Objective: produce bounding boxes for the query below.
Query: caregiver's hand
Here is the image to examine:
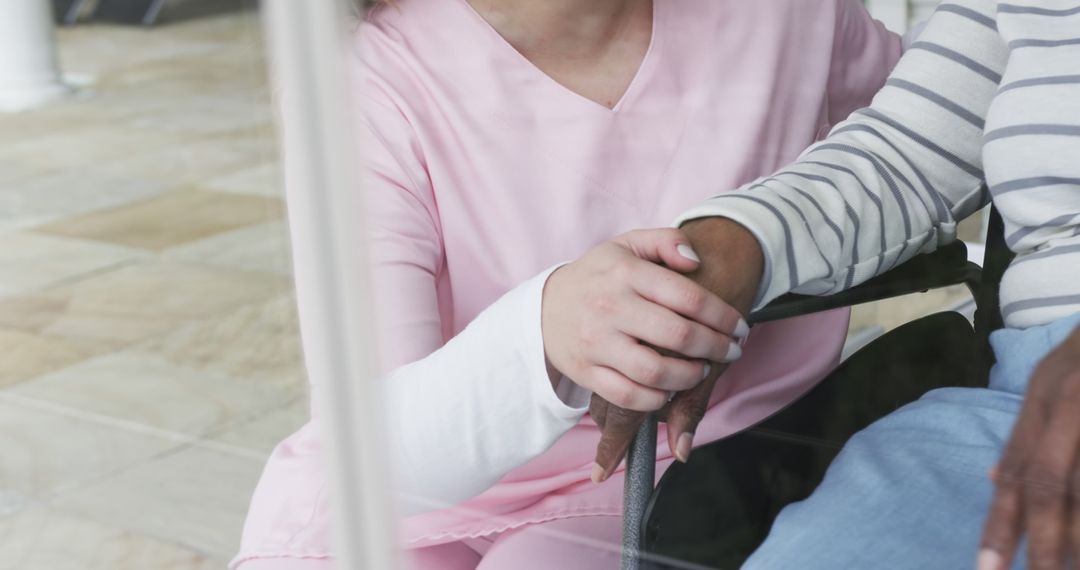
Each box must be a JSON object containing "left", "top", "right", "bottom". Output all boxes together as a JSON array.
[
  {"left": 590, "top": 218, "right": 764, "bottom": 482},
  {"left": 542, "top": 228, "right": 747, "bottom": 413},
  {"left": 979, "top": 325, "right": 1080, "bottom": 570}
]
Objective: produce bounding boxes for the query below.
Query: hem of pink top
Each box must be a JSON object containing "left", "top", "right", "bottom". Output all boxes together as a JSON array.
[
  {"left": 230, "top": 553, "right": 330, "bottom": 570},
  {"left": 402, "top": 503, "right": 624, "bottom": 545},
  {"left": 231, "top": 504, "right": 624, "bottom": 567}
]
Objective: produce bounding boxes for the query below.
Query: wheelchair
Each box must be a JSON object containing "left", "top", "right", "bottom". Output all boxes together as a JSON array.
[{"left": 621, "top": 207, "right": 1014, "bottom": 570}]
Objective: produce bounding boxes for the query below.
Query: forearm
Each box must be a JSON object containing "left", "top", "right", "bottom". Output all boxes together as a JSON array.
[
  {"left": 677, "top": 1, "right": 1005, "bottom": 308},
  {"left": 680, "top": 217, "right": 764, "bottom": 319}
]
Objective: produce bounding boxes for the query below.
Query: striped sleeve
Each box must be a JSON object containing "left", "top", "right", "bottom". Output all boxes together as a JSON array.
[
  {"left": 675, "top": 0, "right": 1007, "bottom": 309},
  {"left": 986, "top": 0, "right": 1080, "bottom": 328}
]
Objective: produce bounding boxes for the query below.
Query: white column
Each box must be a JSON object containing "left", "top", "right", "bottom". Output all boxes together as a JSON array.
[
  {"left": 0, "top": 0, "right": 70, "bottom": 112},
  {"left": 262, "top": 1, "right": 402, "bottom": 569}
]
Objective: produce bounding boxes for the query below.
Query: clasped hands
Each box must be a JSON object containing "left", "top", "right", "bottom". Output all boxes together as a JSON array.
[
  {"left": 541, "top": 218, "right": 764, "bottom": 483},
  {"left": 541, "top": 220, "right": 1080, "bottom": 569}
]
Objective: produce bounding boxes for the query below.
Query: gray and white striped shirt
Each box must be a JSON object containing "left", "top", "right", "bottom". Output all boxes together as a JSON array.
[{"left": 677, "top": 0, "right": 1080, "bottom": 329}]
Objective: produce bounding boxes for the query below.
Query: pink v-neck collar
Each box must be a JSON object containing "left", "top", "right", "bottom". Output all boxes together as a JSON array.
[{"left": 453, "top": 0, "right": 663, "bottom": 114}]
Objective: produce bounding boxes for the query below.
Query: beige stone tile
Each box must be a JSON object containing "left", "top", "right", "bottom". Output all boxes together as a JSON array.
[
  {"left": 204, "top": 163, "right": 284, "bottom": 198},
  {"left": 0, "top": 506, "right": 224, "bottom": 570},
  {"left": 0, "top": 328, "right": 110, "bottom": 389},
  {"left": 37, "top": 189, "right": 282, "bottom": 251},
  {"left": 114, "top": 93, "right": 273, "bottom": 138},
  {"left": 55, "top": 445, "right": 265, "bottom": 560},
  {"left": 96, "top": 130, "right": 273, "bottom": 185},
  {"left": 0, "top": 232, "right": 147, "bottom": 298},
  {"left": 213, "top": 397, "right": 310, "bottom": 455},
  {"left": 0, "top": 124, "right": 188, "bottom": 175},
  {"left": 136, "top": 295, "right": 304, "bottom": 383},
  {"left": 163, "top": 221, "right": 293, "bottom": 275},
  {"left": 0, "top": 96, "right": 98, "bottom": 145},
  {"left": 9, "top": 351, "right": 294, "bottom": 438},
  {"left": 849, "top": 285, "right": 974, "bottom": 333},
  {"left": 0, "top": 400, "right": 177, "bottom": 498},
  {"left": 0, "top": 169, "right": 174, "bottom": 232},
  {"left": 0, "top": 262, "right": 289, "bottom": 346},
  {"left": 56, "top": 26, "right": 221, "bottom": 79},
  {"left": 0, "top": 158, "right": 48, "bottom": 189},
  {"left": 56, "top": 7, "right": 264, "bottom": 75}
]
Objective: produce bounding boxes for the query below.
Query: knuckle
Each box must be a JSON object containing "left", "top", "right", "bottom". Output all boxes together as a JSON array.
[
  {"left": 586, "top": 292, "right": 616, "bottom": 315},
  {"left": 570, "top": 352, "right": 590, "bottom": 373},
  {"left": 665, "top": 321, "right": 693, "bottom": 349},
  {"left": 607, "top": 384, "right": 638, "bottom": 409},
  {"left": 634, "top": 357, "right": 665, "bottom": 387},
  {"left": 579, "top": 325, "right": 603, "bottom": 349},
  {"left": 611, "top": 258, "right": 635, "bottom": 280},
  {"left": 1024, "top": 463, "right": 1067, "bottom": 503},
  {"left": 679, "top": 286, "right": 706, "bottom": 313}
]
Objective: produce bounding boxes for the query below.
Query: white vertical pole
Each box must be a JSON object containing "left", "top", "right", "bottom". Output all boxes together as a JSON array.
[
  {"left": 0, "top": 0, "right": 70, "bottom": 112},
  {"left": 261, "top": 2, "right": 402, "bottom": 570}
]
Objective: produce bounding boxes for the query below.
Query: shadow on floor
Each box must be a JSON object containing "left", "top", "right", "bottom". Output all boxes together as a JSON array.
[
  {"left": 154, "top": 0, "right": 258, "bottom": 24},
  {"left": 77, "top": 0, "right": 259, "bottom": 26}
]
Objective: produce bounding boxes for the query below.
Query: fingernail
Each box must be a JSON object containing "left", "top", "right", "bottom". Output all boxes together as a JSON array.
[
  {"left": 702, "top": 362, "right": 712, "bottom": 380},
  {"left": 676, "top": 433, "right": 693, "bottom": 463},
  {"left": 676, "top": 244, "right": 700, "bottom": 263},
  {"left": 734, "top": 318, "right": 750, "bottom": 339},
  {"left": 591, "top": 463, "right": 607, "bottom": 484},
  {"left": 977, "top": 549, "right": 1004, "bottom": 570},
  {"left": 724, "top": 342, "right": 742, "bottom": 362}
]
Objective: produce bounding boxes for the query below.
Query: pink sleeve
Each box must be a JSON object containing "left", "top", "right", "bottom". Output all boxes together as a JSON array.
[
  {"left": 826, "top": 0, "right": 903, "bottom": 125},
  {"left": 359, "top": 99, "right": 447, "bottom": 373}
]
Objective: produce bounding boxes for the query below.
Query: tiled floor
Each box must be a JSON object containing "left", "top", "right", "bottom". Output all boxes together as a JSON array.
[
  {"left": 0, "top": 6, "right": 303, "bottom": 569},
  {"left": 0, "top": 5, "right": 984, "bottom": 570}
]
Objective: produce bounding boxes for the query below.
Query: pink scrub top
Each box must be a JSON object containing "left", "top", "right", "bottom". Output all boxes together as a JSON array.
[{"left": 234, "top": 0, "right": 901, "bottom": 564}]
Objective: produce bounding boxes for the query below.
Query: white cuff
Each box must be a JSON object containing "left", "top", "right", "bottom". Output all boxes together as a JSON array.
[{"left": 514, "top": 263, "right": 591, "bottom": 420}]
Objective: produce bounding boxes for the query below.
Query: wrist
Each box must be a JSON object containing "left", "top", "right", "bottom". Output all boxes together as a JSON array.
[
  {"left": 680, "top": 217, "right": 764, "bottom": 317},
  {"left": 540, "top": 263, "right": 572, "bottom": 391}
]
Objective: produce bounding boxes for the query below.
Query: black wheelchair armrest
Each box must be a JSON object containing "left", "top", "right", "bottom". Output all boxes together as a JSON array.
[{"left": 749, "top": 241, "right": 981, "bottom": 325}]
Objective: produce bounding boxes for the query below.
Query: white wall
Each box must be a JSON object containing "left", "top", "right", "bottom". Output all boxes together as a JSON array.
[{"left": 865, "top": 0, "right": 942, "bottom": 33}]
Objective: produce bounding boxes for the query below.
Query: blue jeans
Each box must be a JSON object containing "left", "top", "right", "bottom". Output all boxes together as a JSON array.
[{"left": 744, "top": 312, "right": 1080, "bottom": 570}]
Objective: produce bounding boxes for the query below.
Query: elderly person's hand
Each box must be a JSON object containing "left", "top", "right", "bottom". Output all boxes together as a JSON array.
[
  {"left": 542, "top": 228, "right": 747, "bottom": 414},
  {"left": 980, "top": 325, "right": 1080, "bottom": 570},
  {"left": 589, "top": 218, "right": 764, "bottom": 482}
]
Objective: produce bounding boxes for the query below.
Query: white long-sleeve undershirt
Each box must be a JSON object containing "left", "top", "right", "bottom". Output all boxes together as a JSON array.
[{"left": 384, "top": 267, "right": 590, "bottom": 515}]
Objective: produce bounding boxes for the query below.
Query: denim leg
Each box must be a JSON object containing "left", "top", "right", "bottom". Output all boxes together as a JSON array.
[{"left": 743, "top": 385, "right": 1023, "bottom": 569}]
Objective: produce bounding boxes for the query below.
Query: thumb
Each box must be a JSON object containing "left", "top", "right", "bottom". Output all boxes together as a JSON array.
[{"left": 614, "top": 229, "right": 700, "bottom": 273}]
